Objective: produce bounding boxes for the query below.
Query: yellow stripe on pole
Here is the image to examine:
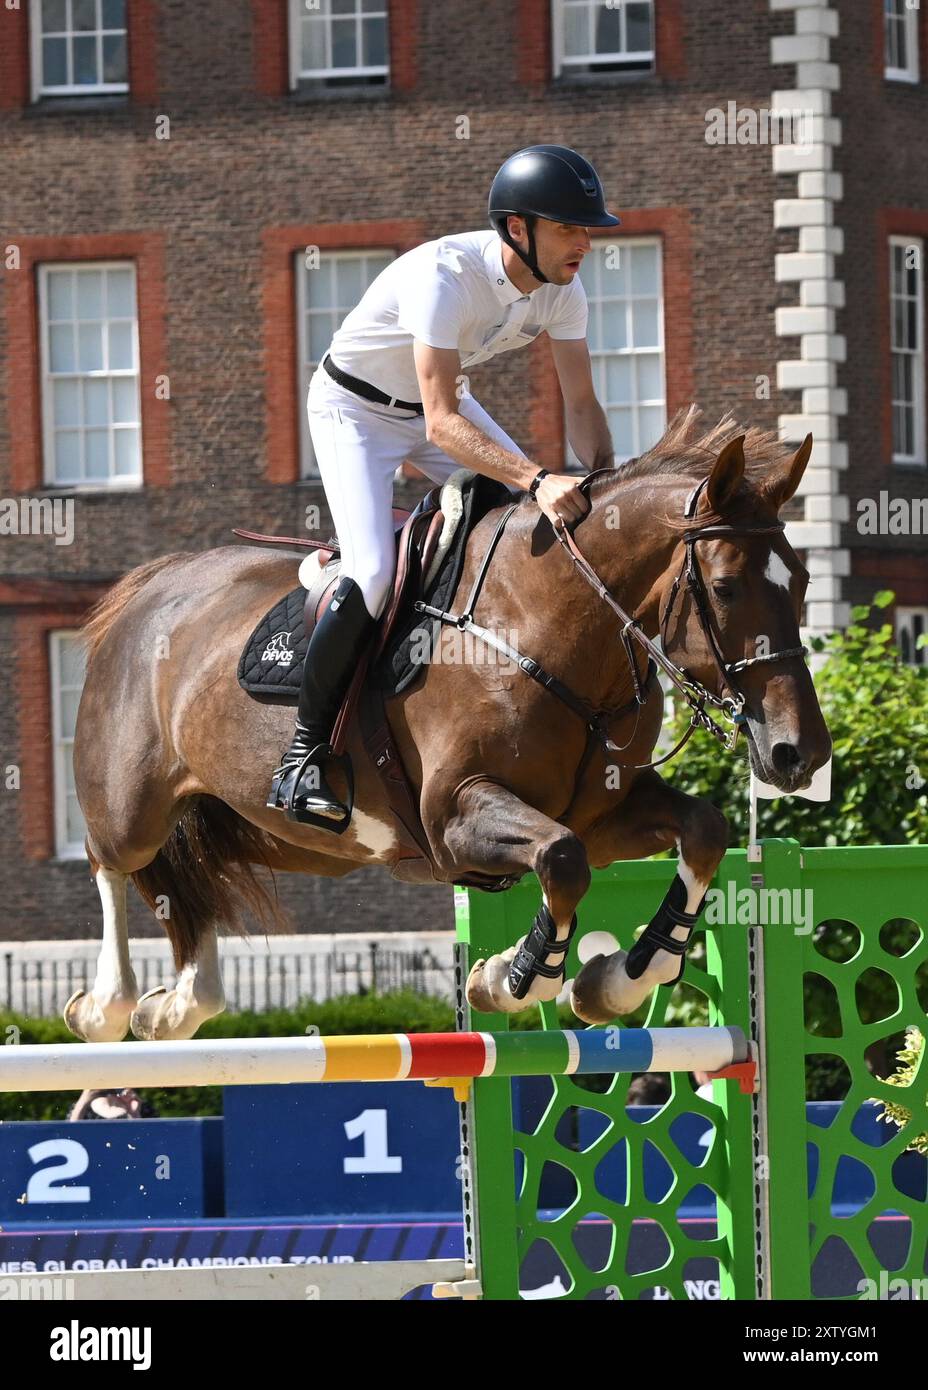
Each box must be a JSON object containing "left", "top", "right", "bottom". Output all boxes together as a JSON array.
[{"left": 321, "top": 1033, "right": 408, "bottom": 1082}]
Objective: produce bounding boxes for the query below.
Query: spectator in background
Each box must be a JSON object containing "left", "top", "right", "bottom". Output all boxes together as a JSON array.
[
  {"left": 692, "top": 1070, "right": 715, "bottom": 1101},
  {"left": 68, "top": 1088, "right": 157, "bottom": 1121},
  {"left": 626, "top": 1073, "right": 671, "bottom": 1104}
]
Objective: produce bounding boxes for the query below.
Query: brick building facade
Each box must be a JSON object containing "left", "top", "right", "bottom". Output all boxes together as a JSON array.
[{"left": 1, "top": 0, "right": 925, "bottom": 942}]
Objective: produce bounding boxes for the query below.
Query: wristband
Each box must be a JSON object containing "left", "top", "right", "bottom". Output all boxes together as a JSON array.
[{"left": 528, "top": 469, "right": 549, "bottom": 499}]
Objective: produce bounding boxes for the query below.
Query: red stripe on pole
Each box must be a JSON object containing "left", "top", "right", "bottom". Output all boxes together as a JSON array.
[{"left": 406, "top": 1032, "right": 488, "bottom": 1079}]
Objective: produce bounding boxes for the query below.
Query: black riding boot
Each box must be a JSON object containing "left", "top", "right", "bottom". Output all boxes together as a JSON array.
[{"left": 267, "top": 575, "right": 376, "bottom": 829}]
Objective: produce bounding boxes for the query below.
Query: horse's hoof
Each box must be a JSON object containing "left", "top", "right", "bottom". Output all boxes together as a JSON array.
[
  {"left": 465, "top": 957, "right": 528, "bottom": 1015},
  {"left": 570, "top": 949, "right": 652, "bottom": 1024},
  {"left": 569, "top": 954, "right": 620, "bottom": 1025},
  {"left": 130, "top": 986, "right": 170, "bottom": 1041},
  {"left": 63, "top": 987, "right": 133, "bottom": 1043},
  {"left": 465, "top": 952, "right": 562, "bottom": 1016},
  {"left": 465, "top": 959, "right": 498, "bottom": 1014},
  {"left": 130, "top": 986, "right": 217, "bottom": 1041},
  {"left": 571, "top": 944, "right": 681, "bottom": 1023},
  {"left": 63, "top": 987, "right": 87, "bottom": 1038}
]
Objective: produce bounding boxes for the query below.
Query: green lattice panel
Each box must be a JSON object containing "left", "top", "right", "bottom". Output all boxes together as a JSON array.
[
  {"left": 457, "top": 850, "right": 757, "bottom": 1300},
  {"left": 458, "top": 842, "right": 928, "bottom": 1301},
  {"left": 762, "top": 842, "right": 928, "bottom": 1300}
]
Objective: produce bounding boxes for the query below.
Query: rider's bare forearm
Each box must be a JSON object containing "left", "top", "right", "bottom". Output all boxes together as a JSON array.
[
  {"left": 565, "top": 399, "right": 614, "bottom": 471},
  {"left": 426, "top": 410, "right": 538, "bottom": 491}
]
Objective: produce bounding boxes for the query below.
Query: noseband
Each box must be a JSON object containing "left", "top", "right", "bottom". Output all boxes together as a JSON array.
[{"left": 553, "top": 471, "right": 808, "bottom": 765}]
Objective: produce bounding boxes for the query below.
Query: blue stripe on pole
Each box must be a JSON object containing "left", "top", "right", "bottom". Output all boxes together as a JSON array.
[{"left": 574, "top": 1028, "right": 655, "bottom": 1074}]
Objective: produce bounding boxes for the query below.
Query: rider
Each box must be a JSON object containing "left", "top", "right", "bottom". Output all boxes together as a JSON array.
[{"left": 267, "top": 144, "right": 620, "bottom": 828}]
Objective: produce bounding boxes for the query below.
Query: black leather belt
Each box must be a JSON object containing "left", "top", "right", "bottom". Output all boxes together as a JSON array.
[{"left": 322, "top": 354, "right": 424, "bottom": 415}]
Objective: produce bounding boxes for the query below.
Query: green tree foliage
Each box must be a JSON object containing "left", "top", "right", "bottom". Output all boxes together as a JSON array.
[
  {"left": 879, "top": 1027, "right": 927, "bottom": 1155},
  {"left": 664, "top": 591, "right": 928, "bottom": 847}
]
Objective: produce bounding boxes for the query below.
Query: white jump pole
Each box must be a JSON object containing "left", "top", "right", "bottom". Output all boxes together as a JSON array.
[{"left": 0, "top": 1027, "right": 753, "bottom": 1094}]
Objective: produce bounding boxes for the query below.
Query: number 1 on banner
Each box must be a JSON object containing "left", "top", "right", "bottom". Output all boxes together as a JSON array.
[{"left": 342, "top": 1109, "right": 402, "bottom": 1175}]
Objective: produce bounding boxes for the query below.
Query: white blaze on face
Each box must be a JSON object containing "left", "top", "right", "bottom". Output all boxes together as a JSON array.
[{"left": 764, "top": 549, "right": 792, "bottom": 592}]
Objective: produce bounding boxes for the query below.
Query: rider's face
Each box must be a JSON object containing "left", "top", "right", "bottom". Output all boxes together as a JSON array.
[{"left": 509, "top": 217, "right": 592, "bottom": 286}]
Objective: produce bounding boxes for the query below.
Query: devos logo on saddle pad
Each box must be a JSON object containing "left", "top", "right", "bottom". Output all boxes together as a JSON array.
[{"left": 262, "top": 631, "right": 295, "bottom": 667}]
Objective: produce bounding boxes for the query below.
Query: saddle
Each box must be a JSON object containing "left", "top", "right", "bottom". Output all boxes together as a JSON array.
[{"left": 234, "top": 472, "right": 511, "bottom": 886}]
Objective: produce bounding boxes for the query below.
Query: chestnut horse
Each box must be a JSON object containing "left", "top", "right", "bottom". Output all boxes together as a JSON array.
[{"left": 68, "top": 409, "right": 831, "bottom": 1042}]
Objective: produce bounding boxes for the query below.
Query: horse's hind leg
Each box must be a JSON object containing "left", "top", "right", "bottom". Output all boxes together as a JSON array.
[
  {"left": 130, "top": 924, "right": 224, "bottom": 1042},
  {"left": 64, "top": 854, "right": 227, "bottom": 1043},
  {"left": 129, "top": 823, "right": 363, "bottom": 1039},
  {"left": 64, "top": 866, "right": 140, "bottom": 1042}
]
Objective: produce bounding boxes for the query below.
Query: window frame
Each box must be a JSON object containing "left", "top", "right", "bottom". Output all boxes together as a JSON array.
[
  {"left": 288, "top": 0, "right": 390, "bottom": 89},
  {"left": 49, "top": 629, "right": 87, "bottom": 860},
  {"left": 30, "top": 0, "right": 130, "bottom": 100},
  {"left": 38, "top": 259, "right": 143, "bottom": 490},
  {"left": 294, "top": 246, "right": 394, "bottom": 478},
  {"left": 889, "top": 234, "right": 927, "bottom": 466},
  {"left": 884, "top": 0, "right": 920, "bottom": 83},
  {"left": 894, "top": 605, "right": 928, "bottom": 667},
  {"left": 568, "top": 235, "right": 666, "bottom": 467},
  {"left": 551, "top": 0, "right": 655, "bottom": 78}
]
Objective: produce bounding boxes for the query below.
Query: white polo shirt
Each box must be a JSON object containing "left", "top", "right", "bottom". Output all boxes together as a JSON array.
[{"left": 325, "top": 229, "right": 588, "bottom": 403}]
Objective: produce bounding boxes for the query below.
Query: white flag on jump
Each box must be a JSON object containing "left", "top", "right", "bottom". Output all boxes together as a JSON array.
[{"left": 750, "top": 757, "right": 833, "bottom": 802}]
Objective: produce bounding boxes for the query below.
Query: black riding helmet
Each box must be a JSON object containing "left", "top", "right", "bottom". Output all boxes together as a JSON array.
[{"left": 488, "top": 145, "right": 620, "bottom": 284}]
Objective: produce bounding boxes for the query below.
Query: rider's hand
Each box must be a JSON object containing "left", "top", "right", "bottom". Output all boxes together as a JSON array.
[{"left": 533, "top": 472, "right": 590, "bottom": 530}]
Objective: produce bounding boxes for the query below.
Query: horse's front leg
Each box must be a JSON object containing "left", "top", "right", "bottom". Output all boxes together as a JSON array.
[
  {"left": 431, "top": 779, "right": 591, "bottom": 1015},
  {"left": 570, "top": 771, "right": 729, "bottom": 1025}
]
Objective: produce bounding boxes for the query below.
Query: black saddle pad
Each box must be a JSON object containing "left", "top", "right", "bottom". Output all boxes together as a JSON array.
[
  {"left": 237, "top": 584, "right": 309, "bottom": 703},
  {"left": 237, "top": 474, "right": 511, "bottom": 704}
]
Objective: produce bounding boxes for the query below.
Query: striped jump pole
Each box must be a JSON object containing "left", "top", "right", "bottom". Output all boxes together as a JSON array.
[{"left": 0, "top": 1026, "right": 754, "bottom": 1094}]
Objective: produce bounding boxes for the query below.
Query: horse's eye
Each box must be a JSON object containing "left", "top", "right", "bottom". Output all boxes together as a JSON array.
[{"left": 713, "top": 582, "right": 735, "bottom": 601}]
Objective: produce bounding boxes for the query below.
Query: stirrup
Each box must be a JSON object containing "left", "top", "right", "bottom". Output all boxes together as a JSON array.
[
  {"left": 508, "top": 903, "right": 577, "bottom": 1001},
  {"left": 267, "top": 742, "right": 355, "bottom": 835}
]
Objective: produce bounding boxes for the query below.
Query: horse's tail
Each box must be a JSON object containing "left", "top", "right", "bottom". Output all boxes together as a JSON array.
[
  {"left": 130, "top": 797, "right": 286, "bottom": 970},
  {"left": 82, "top": 553, "right": 192, "bottom": 663}
]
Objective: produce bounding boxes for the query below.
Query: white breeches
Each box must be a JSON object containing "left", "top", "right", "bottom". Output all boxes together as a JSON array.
[{"left": 307, "top": 366, "right": 526, "bottom": 620}]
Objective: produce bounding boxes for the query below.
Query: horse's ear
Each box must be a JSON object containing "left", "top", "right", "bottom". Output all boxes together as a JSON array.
[
  {"left": 765, "top": 434, "right": 813, "bottom": 509},
  {"left": 706, "top": 434, "right": 745, "bottom": 513}
]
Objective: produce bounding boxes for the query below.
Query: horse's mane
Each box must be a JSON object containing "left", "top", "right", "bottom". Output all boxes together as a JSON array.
[
  {"left": 624, "top": 405, "right": 794, "bottom": 479},
  {"left": 588, "top": 405, "right": 795, "bottom": 529}
]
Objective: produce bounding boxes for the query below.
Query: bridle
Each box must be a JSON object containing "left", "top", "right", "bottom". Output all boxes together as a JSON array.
[
  {"left": 415, "top": 468, "right": 809, "bottom": 781},
  {"left": 552, "top": 470, "right": 809, "bottom": 767}
]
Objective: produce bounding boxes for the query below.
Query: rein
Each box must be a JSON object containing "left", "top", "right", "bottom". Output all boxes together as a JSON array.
[
  {"left": 554, "top": 470, "right": 808, "bottom": 765},
  {"left": 416, "top": 469, "right": 808, "bottom": 781}
]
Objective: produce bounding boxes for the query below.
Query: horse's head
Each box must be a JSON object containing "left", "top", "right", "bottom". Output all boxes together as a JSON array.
[{"left": 659, "top": 431, "right": 832, "bottom": 793}]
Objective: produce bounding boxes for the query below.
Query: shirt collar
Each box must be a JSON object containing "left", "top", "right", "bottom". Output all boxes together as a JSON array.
[{"left": 484, "top": 235, "right": 531, "bottom": 306}]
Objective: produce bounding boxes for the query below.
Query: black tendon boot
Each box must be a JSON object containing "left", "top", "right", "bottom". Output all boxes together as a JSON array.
[{"left": 267, "top": 575, "right": 376, "bottom": 830}]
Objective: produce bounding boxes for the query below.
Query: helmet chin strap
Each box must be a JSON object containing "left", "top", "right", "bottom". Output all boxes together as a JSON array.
[{"left": 501, "top": 217, "right": 548, "bottom": 285}]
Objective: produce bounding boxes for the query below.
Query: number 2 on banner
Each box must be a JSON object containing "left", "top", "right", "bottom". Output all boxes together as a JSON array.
[
  {"left": 342, "top": 1109, "right": 402, "bottom": 1175},
  {"left": 26, "top": 1139, "right": 91, "bottom": 1203}
]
